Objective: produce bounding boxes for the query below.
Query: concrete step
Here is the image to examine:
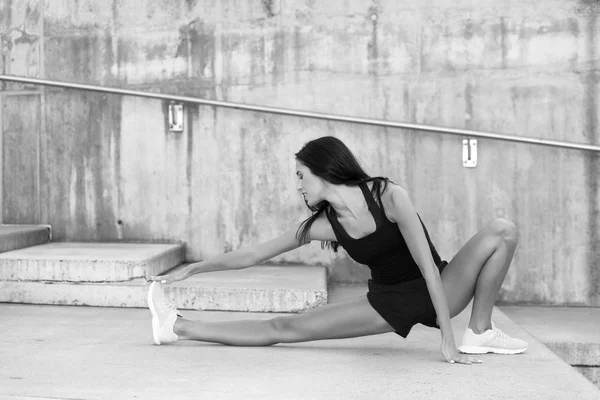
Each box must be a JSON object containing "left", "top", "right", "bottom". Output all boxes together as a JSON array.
[
  {"left": 0, "top": 242, "right": 185, "bottom": 282},
  {"left": 0, "top": 224, "right": 51, "bottom": 253},
  {"left": 500, "top": 306, "right": 600, "bottom": 389},
  {"left": 0, "top": 264, "right": 328, "bottom": 312},
  {"left": 169, "top": 265, "right": 327, "bottom": 312}
]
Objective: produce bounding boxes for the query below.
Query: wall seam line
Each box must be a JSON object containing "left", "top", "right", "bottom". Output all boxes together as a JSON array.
[
  {"left": 0, "top": 93, "right": 3, "bottom": 224},
  {"left": 38, "top": 0, "right": 46, "bottom": 224}
]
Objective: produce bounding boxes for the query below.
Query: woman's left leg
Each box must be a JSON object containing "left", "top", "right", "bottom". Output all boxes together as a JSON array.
[
  {"left": 439, "top": 218, "right": 519, "bottom": 333},
  {"left": 436, "top": 218, "right": 527, "bottom": 354}
]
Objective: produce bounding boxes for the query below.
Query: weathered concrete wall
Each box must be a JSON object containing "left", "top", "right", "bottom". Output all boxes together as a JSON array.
[{"left": 1, "top": 0, "right": 599, "bottom": 305}]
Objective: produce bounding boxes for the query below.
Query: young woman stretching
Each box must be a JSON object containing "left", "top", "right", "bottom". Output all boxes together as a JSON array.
[{"left": 148, "top": 136, "right": 527, "bottom": 365}]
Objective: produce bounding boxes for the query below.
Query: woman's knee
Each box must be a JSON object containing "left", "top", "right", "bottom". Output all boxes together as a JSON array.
[
  {"left": 270, "top": 316, "right": 303, "bottom": 343},
  {"left": 490, "top": 218, "right": 519, "bottom": 246}
]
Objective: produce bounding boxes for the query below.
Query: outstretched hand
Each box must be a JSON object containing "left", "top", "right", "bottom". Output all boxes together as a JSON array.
[
  {"left": 149, "top": 266, "right": 192, "bottom": 284},
  {"left": 441, "top": 341, "right": 483, "bottom": 365}
]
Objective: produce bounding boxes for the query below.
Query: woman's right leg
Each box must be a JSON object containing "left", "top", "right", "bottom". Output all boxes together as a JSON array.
[{"left": 174, "top": 295, "right": 395, "bottom": 346}]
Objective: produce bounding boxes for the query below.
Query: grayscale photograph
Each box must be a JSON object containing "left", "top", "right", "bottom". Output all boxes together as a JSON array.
[{"left": 0, "top": 0, "right": 599, "bottom": 399}]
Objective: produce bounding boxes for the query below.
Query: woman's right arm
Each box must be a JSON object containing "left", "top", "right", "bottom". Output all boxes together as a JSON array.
[{"left": 150, "top": 213, "right": 336, "bottom": 283}]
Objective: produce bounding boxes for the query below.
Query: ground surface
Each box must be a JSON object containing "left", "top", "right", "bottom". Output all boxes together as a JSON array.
[{"left": 1, "top": 285, "right": 598, "bottom": 400}]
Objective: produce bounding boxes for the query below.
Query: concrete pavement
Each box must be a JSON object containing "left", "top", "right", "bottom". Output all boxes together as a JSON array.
[
  {"left": 1, "top": 285, "right": 598, "bottom": 400},
  {"left": 501, "top": 305, "right": 600, "bottom": 389}
]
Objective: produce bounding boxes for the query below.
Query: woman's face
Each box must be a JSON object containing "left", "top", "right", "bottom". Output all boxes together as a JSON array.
[{"left": 295, "top": 161, "right": 324, "bottom": 207}]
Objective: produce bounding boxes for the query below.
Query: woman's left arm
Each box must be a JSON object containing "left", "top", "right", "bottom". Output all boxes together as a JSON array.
[{"left": 387, "top": 185, "right": 476, "bottom": 365}]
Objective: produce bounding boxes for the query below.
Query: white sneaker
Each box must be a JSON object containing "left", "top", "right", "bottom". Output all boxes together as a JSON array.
[
  {"left": 458, "top": 323, "right": 528, "bottom": 355},
  {"left": 147, "top": 282, "right": 179, "bottom": 345}
]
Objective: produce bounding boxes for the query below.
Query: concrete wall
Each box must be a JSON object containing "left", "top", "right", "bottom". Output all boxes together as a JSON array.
[{"left": 1, "top": 0, "right": 598, "bottom": 305}]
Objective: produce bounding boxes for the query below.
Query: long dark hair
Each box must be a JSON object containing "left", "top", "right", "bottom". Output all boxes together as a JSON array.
[{"left": 295, "top": 136, "right": 390, "bottom": 251}]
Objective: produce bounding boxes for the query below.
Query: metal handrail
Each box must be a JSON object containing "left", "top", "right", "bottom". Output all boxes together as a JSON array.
[{"left": 1, "top": 74, "right": 599, "bottom": 153}]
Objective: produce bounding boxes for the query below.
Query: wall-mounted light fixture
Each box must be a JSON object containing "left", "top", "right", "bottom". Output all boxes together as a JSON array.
[
  {"left": 462, "top": 138, "right": 477, "bottom": 167},
  {"left": 168, "top": 103, "right": 184, "bottom": 132}
]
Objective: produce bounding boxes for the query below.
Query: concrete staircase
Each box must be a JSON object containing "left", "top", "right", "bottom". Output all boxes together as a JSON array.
[{"left": 0, "top": 225, "right": 327, "bottom": 312}]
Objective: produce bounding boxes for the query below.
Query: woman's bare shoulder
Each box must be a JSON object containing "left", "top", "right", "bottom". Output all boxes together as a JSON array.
[
  {"left": 379, "top": 181, "right": 410, "bottom": 222},
  {"left": 378, "top": 180, "right": 406, "bottom": 200},
  {"left": 308, "top": 211, "right": 337, "bottom": 242}
]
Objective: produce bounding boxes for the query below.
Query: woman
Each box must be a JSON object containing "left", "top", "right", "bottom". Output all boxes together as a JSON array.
[{"left": 148, "top": 136, "right": 527, "bottom": 365}]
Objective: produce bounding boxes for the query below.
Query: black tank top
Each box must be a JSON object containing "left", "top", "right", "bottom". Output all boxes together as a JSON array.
[{"left": 326, "top": 182, "right": 443, "bottom": 285}]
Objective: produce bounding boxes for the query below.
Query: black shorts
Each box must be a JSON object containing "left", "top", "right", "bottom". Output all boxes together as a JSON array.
[{"left": 366, "top": 261, "right": 448, "bottom": 338}]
